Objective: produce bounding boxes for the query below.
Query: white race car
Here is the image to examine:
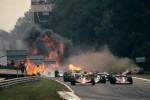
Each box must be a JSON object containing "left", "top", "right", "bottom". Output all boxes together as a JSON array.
[
  {"left": 109, "top": 75, "right": 133, "bottom": 84},
  {"left": 94, "top": 73, "right": 106, "bottom": 83}
]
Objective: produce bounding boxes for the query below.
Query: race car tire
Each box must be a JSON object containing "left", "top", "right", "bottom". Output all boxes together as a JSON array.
[
  {"left": 70, "top": 78, "right": 75, "bottom": 85},
  {"left": 101, "top": 76, "right": 106, "bottom": 83},
  {"left": 107, "top": 74, "right": 113, "bottom": 81},
  {"left": 91, "top": 78, "right": 95, "bottom": 85},
  {"left": 127, "top": 77, "right": 133, "bottom": 84},
  {"left": 110, "top": 77, "right": 116, "bottom": 84},
  {"left": 68, "top": 78, "right": 71, "bottom": 82},
  {"left": 63, "top": 77, "right": 67, "bottom": 82}
]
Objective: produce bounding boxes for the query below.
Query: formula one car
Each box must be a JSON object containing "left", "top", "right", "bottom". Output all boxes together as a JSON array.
[
  {"left": 63, "top": 72, "right": 72, "bottom": 82},
  {"left": 70, "top": 72, "right": 95, "bottom": 85},
  {"left": 109, "top": 75, "right": 133, "bottom": 84},
  {"left": 94, "top": 72, "right": 106, "bottom": 83}
]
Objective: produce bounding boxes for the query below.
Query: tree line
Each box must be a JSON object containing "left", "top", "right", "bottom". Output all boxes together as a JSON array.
[{"left": 48, "top": 0, "right": 150, "bottom": 71}]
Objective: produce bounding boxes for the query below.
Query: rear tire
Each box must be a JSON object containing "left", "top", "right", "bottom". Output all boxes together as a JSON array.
[
  {"left": 63, "top": 78, "right": 67, "bottom": 82},
  {"left": 110, "top": 76, "right": 116, "bottom": 84},
  {"left": 91, "top": 78, "right": 95, "bottom": 85},
  {"left": 127, "top": 77, "right": 133, "bottom": 84},
  {"left": 63, "top": 76, "right": 68, "bottom": 82},
  {"left": 101, "top": 76, "right": 106, "bottom": 83},
  {"left": 70, "top": 78, "right": 75, "bottom": 85}
]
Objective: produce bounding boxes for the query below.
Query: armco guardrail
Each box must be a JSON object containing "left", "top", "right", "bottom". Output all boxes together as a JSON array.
[
  {"left": 0, "top": 76, "right": 38, "bottom": 89},
  {"left": 0, "top": 65, "right": 18, "bottom": 70}
]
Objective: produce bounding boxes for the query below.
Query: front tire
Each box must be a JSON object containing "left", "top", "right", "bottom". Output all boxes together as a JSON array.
[
  {"left": 70, "top": 78, "right": 75, "bottom": 85},
  {"left": 91, "top": 78, "right": 95, "bottom": 85}
]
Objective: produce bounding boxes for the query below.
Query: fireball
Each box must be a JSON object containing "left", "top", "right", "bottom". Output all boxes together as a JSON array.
[{"left": 69, "top": 64, "right": 82, "bottom": 72}]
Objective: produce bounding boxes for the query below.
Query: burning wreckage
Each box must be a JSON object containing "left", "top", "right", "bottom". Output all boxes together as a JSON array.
[{"left": 13, "top": 28, "right": 73, "bottom": 76}]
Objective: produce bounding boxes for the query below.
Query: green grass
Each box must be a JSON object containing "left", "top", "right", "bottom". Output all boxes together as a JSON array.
[
  {"left": 132, "top": 74, "right": 150, "bottom": 80},
  {"left": 0, "top": 78, "right": 69, "bottom": 100}
]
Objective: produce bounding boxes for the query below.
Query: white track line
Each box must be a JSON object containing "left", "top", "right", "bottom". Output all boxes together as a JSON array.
[
  {"left": 58, "top": 91, "right": 81, "bottom": 100},
  {"left": 55, "top": 80, "right": 74, "bottom": 93},
  {"left": 133, "top": 77, "right": 150, "bottom": 82},
  {"left": 55, "top": 80, "right": 82, "bottom": 100}
]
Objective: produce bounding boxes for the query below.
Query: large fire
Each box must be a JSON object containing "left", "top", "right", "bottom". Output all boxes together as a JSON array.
[
  {"left": 25, "top": 57, "right": 44, "bottom": 75},
  {"left": 25, "top": 34, "right": 66, "bottom": 75},
  {"left": 69, "top": 64, "right": 82, "bottom": 72}
]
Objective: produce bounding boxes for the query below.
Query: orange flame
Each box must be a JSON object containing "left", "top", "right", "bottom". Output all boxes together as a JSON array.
[
  {"left": 41, "top": 35, "right": 54, "bottom": 47},
  {"left": 26, "top": 34, "right": 66, "bottom": 74},
  {"left": 37, "top": 34, "right": 65, "bottom": 65},
  {"left": 25, "top": 57, "right": 44, "bottom": 75},
  {"left": 59, "top": 43, "right": 65, "bottom": 54},
  {"left": 47, "top": 51, "right": 60, "bottom": 65},
  {"left": 69, "top": 64, "right": 82, "bottom": 72},
  {"left": 32, "top": 48, "right": 38, "bottom": 55}
]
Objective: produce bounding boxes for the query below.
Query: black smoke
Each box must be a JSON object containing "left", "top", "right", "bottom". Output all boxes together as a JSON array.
[{"left": 24, "top": 26, "right": 73, "bottom": 64}]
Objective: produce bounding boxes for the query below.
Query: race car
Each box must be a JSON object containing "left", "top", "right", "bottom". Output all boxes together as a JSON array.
[
  {"left": 63, "top": 72, "right": 72, "bottom": 82},
  {"left": 58, "top": 71, "right": 64, "bottom": 77},
  {"left": 70, "top": 72, "right": 95, "bottom": 85},
  {"left": 94, "top": 72, "right": 106, "bottom": 83},
  {"left": 109, "top": 75, "right": 133, "bottom": 84}
]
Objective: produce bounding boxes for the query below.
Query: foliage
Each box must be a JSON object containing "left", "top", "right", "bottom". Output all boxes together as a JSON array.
[
  {"left": 11, "top": 12, "right": 33, "bottom": 35},
  {"left": 0, "top": 29, "right": 9, "bottom": 39},
  {"left": 49, "top": 0, "right": 150, "bottom": 70}
]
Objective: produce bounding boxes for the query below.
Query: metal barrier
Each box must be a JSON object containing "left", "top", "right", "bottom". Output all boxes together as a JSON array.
[
  {"left": 0, "top": 76, "right": 38, "bottom": 89},
  {"left": 0, "top": 66, "right": 18, "bottom": 70}
]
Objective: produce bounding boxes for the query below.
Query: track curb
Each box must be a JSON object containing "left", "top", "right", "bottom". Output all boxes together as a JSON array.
[
  {"left": 57, "top": 91, "right": 81, "bottom": 100},
  {"left": 55, "top": 80, "right": 81, "bottom": 100},
  {"left": 55, "top": 80, "right": 74, "bottom": 93}
]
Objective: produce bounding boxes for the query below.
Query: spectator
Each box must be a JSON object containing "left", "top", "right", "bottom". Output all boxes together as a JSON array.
[
  {"left": 10, "top": 60, "right": 15, "bottom": 67},
  {"left": 7, "top": 61, "right": 10, "bottom": 67},
  {"left": 19, "top": 60, "right": 26, "bottom": 75}
]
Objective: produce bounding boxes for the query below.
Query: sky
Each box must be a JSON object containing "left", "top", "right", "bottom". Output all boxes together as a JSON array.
[{"left": 0, "top": 0, "right": 31, "bottom": 32}]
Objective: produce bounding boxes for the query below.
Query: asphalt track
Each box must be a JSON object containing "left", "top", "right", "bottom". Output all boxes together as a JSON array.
[{"left": 55, "top": 77, "right": 150, "bottom": 100}]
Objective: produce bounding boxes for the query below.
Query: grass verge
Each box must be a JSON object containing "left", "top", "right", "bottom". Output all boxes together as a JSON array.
[
  {"left": 0, "top": 78, "right": 70, "bottom": 100},
  {"left": 132, "top": 74, "right": 150, "bottom": 80}
]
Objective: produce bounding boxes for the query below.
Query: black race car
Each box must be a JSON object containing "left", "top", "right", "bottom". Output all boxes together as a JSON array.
[{"left": 63, "top": 72, "right": 72, "bottom": 82}]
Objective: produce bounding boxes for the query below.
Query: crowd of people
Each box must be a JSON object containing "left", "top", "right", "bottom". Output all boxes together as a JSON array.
[{"left": 7, "top": 60, "right": 26, "bottom": 75}]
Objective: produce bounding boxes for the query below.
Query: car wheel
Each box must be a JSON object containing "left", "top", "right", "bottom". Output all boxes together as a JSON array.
[
  {"left": 127, "top": 77, "right": 133, "bottom": 84},
  {"left": 110, "top": 76, "right": 116, "bottom": 84},
  {"left": 71, "top": 78, "right": 75, "bottom": 85},
  {"left": 91, "top": 78, "right": 95, "bottom": 85},
  {"left": 101, "top": 76, "right": 106, "bottom": 83}
]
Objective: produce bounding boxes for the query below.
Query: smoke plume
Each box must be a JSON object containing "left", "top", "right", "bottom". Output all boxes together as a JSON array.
[
  {"left": 64, "top": 47, "right": 137, "bottom": 74},
  {"left": 0, "top": 25, "right": 138, "bottom": 75},
  {"left": 24, "top": 26, "right": 73, "bottom": 65}
]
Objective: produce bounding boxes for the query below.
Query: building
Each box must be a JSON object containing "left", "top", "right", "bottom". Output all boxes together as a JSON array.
[{"left": 30, "top": 0, "right": 54, "bottom": 29}]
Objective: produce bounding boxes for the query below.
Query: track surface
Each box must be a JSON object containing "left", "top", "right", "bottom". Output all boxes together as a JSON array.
[{"left": 55, "top": 77, "right": 150, "bottom": 100}]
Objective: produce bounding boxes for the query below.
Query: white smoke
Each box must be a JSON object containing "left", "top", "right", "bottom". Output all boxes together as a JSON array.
[
  {"left": 64, "top": 47, "right": 138, "bottom": 74},
  {"left": 0, "top": 38, "right": 8, "bottom": 65}
]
